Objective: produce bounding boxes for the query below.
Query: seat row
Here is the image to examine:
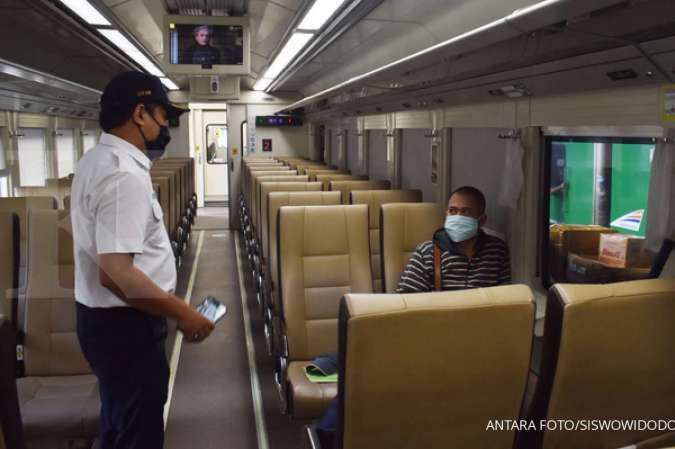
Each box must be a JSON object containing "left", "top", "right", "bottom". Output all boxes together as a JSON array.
[
  {"left": 149, "top": 158, "right": 198, "bottom": 266},
  {"left": 0, "top": 157, "right": 197, "bottom": 448},
  {"left": 304, "top": 278, "right": 675, "bottom": 449},
  {"left": 239, "top": 156, "right": 675, "bottom": 449}
]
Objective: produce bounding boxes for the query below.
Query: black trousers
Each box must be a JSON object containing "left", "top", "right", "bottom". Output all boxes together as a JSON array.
[{"left": 76, "top": 303, "right": 169, "bottom": 449}]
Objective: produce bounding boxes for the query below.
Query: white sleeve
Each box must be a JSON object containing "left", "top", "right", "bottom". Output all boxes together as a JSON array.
[{"left": 94, "top": 171, "right": 151, "bottom": 255}]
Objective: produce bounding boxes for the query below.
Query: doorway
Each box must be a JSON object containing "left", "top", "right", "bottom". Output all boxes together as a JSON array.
[{"left": 202, "top": 110, "right": 229, "bottom": 205}]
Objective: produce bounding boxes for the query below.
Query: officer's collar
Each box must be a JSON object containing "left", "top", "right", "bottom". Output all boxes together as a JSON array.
[{"left": 100, "top": 132, "right": 151, "bottom": 171}]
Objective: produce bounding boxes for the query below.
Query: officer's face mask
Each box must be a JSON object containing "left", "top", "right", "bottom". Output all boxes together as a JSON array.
[
  {"left": 444, "top": 214, "right": 479, "bottom": 243},
  {"left": 137, "top": 107, "right": 171, "bottom": 160}
]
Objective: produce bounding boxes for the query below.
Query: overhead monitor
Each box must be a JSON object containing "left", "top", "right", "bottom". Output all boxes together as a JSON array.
[{"left": 163, "top": 15, "right": 250, "bottom": 76}]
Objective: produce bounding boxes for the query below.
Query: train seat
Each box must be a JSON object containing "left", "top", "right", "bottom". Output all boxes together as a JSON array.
[
  {"left": 330, "top": 285, "right": 534, "bottom": 449},
  {"left": 0, "top": 197, "right": 58, "bottom": 273},
  {"left": 525, "top": 279, "right": 675, "bottom": 449},
  {"left": 250, "top": 172, "right": 299, "bottom": 237},
  {"left": 320, "top": 285, "right": 535, "bottom": 449},
  {"left": 305, "top": 169, "right": 349, "bottom": 182},
  {"left": 0, "top": 197, "right": 58, "bottom": 325},
  {"left": 328, "top": 180, "right": 390, "bottom": 204},
  {"left": 1, "top": 318, "right": 25, "bottom": 449},
  {"left": 263, "top": 191, "right": 341, "bottom": 353},
  {"left": 315, "top": 174, "right": 368, "bottom": 191},
  {"left": 278, "top": 205, "right": 371, "bottom": 419},
  {"left": 660, "top": 248, "right": 675, "bottom": 278},
  {"left": 17, "top": 210, "right": 99, "bottom": 443},
  {"left": 248, "top": 170, "right": 296, "bottom": 226},
  {"left": 63, "top": 196, "right": 70, "bottom": 210},
  {"left": 259, "top": 182, "right": 322, "bottom": 269},
  {"left": 0, "top": 213, "right": 19, "bottom": 324},
  {"left": 350, "top": 190, "right": 422, "bottom": 292},
  {"left": 294, "top": 163, "right": 328, "bottom": 174},
  {"left": 379, "top": 203, "right": 445, "bottom": 293}
]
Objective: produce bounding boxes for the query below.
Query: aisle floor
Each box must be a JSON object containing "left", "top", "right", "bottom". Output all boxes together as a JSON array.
[{"left": 164, "top": 207, "right": 305, "bottom": 449}]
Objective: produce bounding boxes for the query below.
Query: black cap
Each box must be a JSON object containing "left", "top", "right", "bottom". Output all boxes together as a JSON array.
[{"left": 100, "top": 71, "right": 187, "bottom": 119}]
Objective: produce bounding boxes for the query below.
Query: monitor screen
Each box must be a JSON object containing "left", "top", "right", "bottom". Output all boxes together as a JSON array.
[{"left": 169, "top": 24, "right": 244, "bottom": 66}]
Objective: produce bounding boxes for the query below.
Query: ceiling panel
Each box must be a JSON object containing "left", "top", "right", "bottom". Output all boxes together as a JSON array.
[
  {"left": 276, "top": 0, "right": 544, "bottom": 95},
  {"left": 0, "top": 0, "right": 131, "bottom": 90}
]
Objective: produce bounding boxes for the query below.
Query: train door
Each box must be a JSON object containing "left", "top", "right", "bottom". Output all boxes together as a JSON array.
[{"left": 196, "top": 109, "right": 229, "bottom": 205}]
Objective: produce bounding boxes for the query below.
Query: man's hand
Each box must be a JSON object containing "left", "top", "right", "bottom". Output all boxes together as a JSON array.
[{"left": 178, "top": 307, "right": 215, "bottom": 343}]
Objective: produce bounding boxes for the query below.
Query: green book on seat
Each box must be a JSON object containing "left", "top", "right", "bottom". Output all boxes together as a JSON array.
[{"left": 305, "top": 365, "right": 338, "bottom": 383}]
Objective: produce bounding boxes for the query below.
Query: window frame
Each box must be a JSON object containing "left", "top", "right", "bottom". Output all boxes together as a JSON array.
[{"left": 540, "top": 134, "right": 656, "bottom": 289}]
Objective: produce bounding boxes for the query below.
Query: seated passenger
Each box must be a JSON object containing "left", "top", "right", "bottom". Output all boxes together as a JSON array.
[
  {"left": 315, "top": 187, "right": 511, "bottom": 448},
  {"left": 397, "top": 185, "right": 511, "bottom": 292}
]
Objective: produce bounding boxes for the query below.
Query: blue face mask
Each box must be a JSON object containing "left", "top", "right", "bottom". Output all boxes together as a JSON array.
[{"left": 444, "top": 215, "right": 479, "bottom": 242}]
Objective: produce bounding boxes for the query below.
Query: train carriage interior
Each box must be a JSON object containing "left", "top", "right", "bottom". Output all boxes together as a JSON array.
[{"left": 1, "top": 0, "right": 675, "bottom": 448}]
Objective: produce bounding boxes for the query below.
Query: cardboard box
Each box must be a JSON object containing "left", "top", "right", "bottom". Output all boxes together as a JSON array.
[
  {"left": 598, "top": 234, "right": 646, "bottom": 268},
  {"left": 550, "top": 224, "right": 616, "bottom": 254},
  {"left": 567, "top": 253, "right": 651, "bottom": 284},
  {"left": 549, "top": 225, "right": 615, "bottom": 281}
]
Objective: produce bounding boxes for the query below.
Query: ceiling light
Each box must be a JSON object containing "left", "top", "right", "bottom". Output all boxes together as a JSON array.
[
  {"left": 253, "top": 78, "right": 273, "bottom": 91},
  {"left": 97, "top": 29, "right": 164, "bottom": 77},
  {"left": 161, "top": 78, "right": 179, "bottom": 90},
  {"left": 58, "top": 0, "right": 110, "bottom": 26},
  {"left": 263, "top": 32, "right": 313, "bottom": 80},
  {"left": 298, "top": 0, "right": 347, "bottom": 31}
]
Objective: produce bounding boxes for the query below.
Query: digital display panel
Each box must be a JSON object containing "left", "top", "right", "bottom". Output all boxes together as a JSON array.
[
  {"left": 255, "top": 116, "right": 303, "bottom": 127},
  {"left": 169, "top": 24, "right": 244, "bottom": 66}
]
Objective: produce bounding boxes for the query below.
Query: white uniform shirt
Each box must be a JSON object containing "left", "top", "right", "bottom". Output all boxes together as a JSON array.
[{"left": 71, "top": 133, "right": 176, "bottom": 308}]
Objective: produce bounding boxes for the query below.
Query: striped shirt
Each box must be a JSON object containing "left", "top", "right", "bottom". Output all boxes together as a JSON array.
[{"left": 397, "top": 229, "right": 511, "bottom": 293}]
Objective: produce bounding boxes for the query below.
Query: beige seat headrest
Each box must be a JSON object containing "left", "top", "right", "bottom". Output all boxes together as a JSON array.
[
  {"left": 380, "top": 203, "right": 445, "bottom": 293},
  {"left": 531, "top": 279, "right": 675, "bottom": 449},
  {"left": 339, "top": 285, "right": 535, "bottom": 449}
]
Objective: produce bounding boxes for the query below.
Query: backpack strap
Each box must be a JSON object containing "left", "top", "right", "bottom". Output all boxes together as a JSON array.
[{"left": 433, "top": 243, "right": 442, "bottom": 291}]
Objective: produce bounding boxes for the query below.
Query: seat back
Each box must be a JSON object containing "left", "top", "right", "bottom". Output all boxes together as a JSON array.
[
  {"left": 528, "top": 279, "right": 675, "bottom": 449},
  {"left": 350, "top": 190, "right": 422, "bottom": 292},
  {"left": 245, "top": 165, "right": 288, "bottom": 203},
  {"left": 0, "top": 213, "right": 19, "bottom": 324},
  {"left": 249, "top": 169, "right": 296, "bottom": 222},
  {"left": 329, "top": 180, "right": 390, "bottom": 204},
  {"left": 338, "top": 285, "right": 535, "bottom": 449},
  {"left": 305, "top": 168, "right": 348, "bottom": 182},
  {"left": 259, "top": 182, "right": 322, "bottom": 265},
  {"left": 0, "top": 318, "right": 26, "bottom": 449},
  {"left": 149, "top": 174, "right": 175, "bottom": 235},
  {"left": 294, "top": 163, "right": 327, "bottom": 174},
  {"left": 63, "top": 195, "right": 71, "bottom": 210},
  {"left": 0, "top": 197, "right": 58, "bottom": 275},
  {"left": 267, "top": 192, "right": 341, "bottom": 314},
  {"left": 149, "top": 177, "right": 170, "bottom": 231},
  {"left": 660, "top": 248, "right": 675, "bottom": 278},
  {"left": 251, "top": 173, "right": 302, "bottom": 236},
  {"left": 380, "top": 203, "right": 445, "bottom": 292},
  {"left": 279, "top": 205, "right": 371, "bottom": 360},
  {"left": 315, "top": 174, "right": 368, "bottom": 190},
  {"left": 23, "top": 210, "right": 90, "bottom": 376}
]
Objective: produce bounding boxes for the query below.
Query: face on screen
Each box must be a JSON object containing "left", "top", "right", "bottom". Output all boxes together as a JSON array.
[{"left": 195, "top": 28, "right": 210, "bottom": 46}]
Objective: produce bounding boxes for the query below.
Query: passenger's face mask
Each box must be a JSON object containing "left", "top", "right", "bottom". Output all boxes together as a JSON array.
[
  {"left": 444, "top": 214, "right": 479, "bottom": 242},
  {"left": 137, "top": 107, "right": 171, "bottom": 160}
]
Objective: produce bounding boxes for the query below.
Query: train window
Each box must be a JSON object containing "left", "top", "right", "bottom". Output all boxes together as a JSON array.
[
  {"left": 17, "top": 128, "right": 47, "bottom": 187},
  {"left": 56, "top": 129, "right": 75, "bottom": 177},
  {"left": 82, "top": 131, "right": 97, "bottom": 153},
  {"left": 544, "top": 137, "right": 655, "bottom": 286},
  {"left": 206, "top": 124, "right": 228, "bottom": 164}
]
